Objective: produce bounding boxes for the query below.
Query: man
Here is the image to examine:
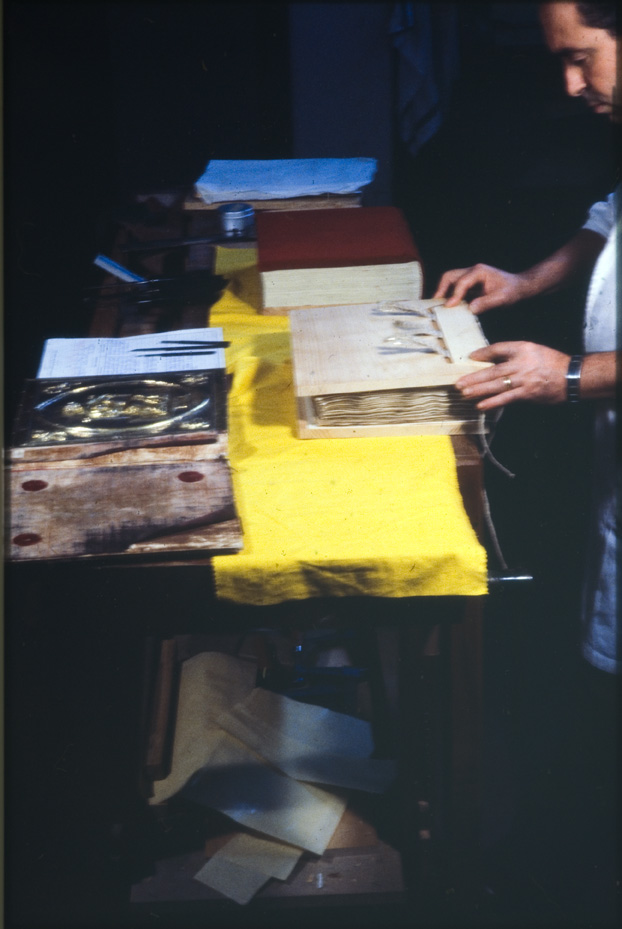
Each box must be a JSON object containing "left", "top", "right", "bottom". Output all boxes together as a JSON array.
[
  {"left": 435, "top": 1, "right": 619, "bottom": 675},
  {"left": 435, "top": 1, "right": 618, "bottom": 914}
]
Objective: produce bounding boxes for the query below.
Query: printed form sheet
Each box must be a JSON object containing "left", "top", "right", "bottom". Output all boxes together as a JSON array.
[{"left": 37, "top": 328, "right": 226, "bottom": 378}]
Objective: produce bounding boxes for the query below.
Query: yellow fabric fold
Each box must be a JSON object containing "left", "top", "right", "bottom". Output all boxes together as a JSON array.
[{"left": 210, "top": 246, "right": 487, "bottom": 605}]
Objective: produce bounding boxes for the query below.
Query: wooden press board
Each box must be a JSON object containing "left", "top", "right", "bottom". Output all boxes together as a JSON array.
[
  {"left": 7, "top": 437, "right": 243, "bottom": 562},
  {"left": 183, "top": 192, "right": 362, "bottom": 212},
  {"left": 6, "top": 371, "right": 243, "bottom": 562},
  {"left": 289, "top": 299, "right": 492, "bottom": 438}
]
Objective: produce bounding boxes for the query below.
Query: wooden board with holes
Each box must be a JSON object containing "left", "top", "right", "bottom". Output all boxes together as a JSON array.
[
  {"left": 6, "top": 372, "right": 243, "bottom": 562},
  {"left": 7, "top": 455, "right": 242, "bottom": 561},
  {"left": 289, "top": 299, "right": 492, "bottom": 438}
]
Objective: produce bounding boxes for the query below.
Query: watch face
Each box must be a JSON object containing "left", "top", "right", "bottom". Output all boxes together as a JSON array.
[{"left": 12, "top": 371, "right": 227, "bottom": 447}]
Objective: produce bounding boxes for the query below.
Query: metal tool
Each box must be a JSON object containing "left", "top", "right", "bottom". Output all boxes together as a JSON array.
[
  {"left": 131, "top": 340, "right": 229, "bottom": 352},
  {"left": 134, "top": 350, "right": 217, "bottom": 357},
  {"left": 119, "top": 233, "right": 256, "bottom": 253}
]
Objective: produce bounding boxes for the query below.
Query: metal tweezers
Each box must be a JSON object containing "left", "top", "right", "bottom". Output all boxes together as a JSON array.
[{"left": 131, "top": 339, "right": 230, "bottom": 357}]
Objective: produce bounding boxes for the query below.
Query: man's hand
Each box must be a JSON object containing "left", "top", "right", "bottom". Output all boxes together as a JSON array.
[
  {"left": 455, "top": 341, "right": 570, "bottom": 410},
  {"left": 434, "top": 264, "right": 528, "bottom": 314}
]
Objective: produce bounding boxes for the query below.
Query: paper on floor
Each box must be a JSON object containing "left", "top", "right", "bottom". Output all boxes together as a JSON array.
[
  {"left": 150, "top": 652, "right": 257, "bottom": 804},
  {"left": 151, "top": 651, "right": 346, "bottom": 855},
  {"left": 194, "top": 856, "right": 269, "bottom": 905},
  {"left": 180, "top": 729, "right": 346, "bottom": 855},
  {"left": 193, "top": 833, "right": 302, "bottom": 905},
  {"left": 216, "top": 688, "right": 396, "bottom": 793}
]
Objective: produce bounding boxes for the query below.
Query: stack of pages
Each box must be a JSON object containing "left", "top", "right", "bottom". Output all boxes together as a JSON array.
[
  {"left": 289, "top": 299, "right": 491, "bottom": 438},
  {"left": 255, "top": 206, "right": 423, "bottom": 313}
]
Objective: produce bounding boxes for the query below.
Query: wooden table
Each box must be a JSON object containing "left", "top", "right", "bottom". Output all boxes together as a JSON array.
[{"left": 17, "top": 190, "right": 488, "bottom": 913}]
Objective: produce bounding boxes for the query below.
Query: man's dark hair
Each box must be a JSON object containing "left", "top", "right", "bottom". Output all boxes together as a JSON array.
[{"left": 576, "top": 3, "right": 619, "bottom": 37}]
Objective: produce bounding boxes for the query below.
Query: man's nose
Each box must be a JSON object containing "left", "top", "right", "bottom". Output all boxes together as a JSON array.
[{"left": 564, "top": 64, "right": 587, "bottom": 97}]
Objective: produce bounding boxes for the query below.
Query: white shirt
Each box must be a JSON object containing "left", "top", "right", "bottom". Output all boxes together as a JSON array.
[{"left": 580, "top": 191, "right": 619, "bottom": 673}]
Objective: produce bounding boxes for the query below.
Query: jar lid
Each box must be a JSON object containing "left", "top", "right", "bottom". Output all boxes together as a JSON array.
[{"left": 217, "top": 202, "right": 254, "bottom": 218}]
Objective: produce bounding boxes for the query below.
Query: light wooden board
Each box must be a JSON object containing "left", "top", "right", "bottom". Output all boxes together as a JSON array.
[
  {"left": 183, "top": 192, "right": 362, "bottom": 212},
  {"left": 289, "top": 299, "right": 491, "bottom": 438}
]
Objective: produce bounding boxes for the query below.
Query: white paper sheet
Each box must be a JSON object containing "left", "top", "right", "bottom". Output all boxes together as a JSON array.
[
  {"left": 193, "top": 833, "right": 302, "bottom": 904},
  {"left": 213, "top": 833, "right": 302, "bottom": 881},
  {"left": 194, "top": 856, "right": 269, "bottom": 905},
  {"left": 181, "top": 730, "right": 347, "bottom": 855},
  {"left": 150, "top": 652, "right": 257, "bottom": 805},
  {"left": 217, "top": 688, "right": 396, "bottom": 793},
  {"left": 36, "top": 328, "right": 226, "bottom": 379},
  {"left": 195, "top": 158, "right": 377, "bottom": 203}
]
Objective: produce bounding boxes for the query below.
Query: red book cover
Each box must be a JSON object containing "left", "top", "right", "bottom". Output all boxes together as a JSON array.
[{"left": 256, "top": 206, "right": 420, "bottom": 272}]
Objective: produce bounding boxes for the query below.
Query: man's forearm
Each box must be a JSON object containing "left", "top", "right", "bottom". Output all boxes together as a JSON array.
[
  {"left": 518, "top": 229, "right": 606, "bottom": 299},
  {"left": 576, "top": 351, "right": 619, "bottom": 401}
]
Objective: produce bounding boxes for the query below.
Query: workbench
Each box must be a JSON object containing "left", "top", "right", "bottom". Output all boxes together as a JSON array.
[{"left": 9, "top": 191, "right": 490, "bottom": 918}]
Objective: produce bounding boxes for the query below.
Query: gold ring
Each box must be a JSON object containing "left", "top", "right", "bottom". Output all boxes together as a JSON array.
[{"left": 503, "top": 377, "right": 513, "bottom": 390}]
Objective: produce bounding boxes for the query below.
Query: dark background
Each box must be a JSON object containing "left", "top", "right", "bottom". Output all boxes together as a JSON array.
[
  {"left": 4, "top": 1, "right": 616, "bottom": 406},
  {"left": 3, "top": 2, "right": 619, "bottom": 927}
]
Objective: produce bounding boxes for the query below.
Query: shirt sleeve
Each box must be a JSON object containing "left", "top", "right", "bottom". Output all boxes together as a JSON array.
[{"left": 582, "top": 193, "right": 616, "bottom": 239}]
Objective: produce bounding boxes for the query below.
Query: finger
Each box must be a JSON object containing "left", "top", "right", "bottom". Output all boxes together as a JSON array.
[
  {"left": 474, "top": 388, "right": 521, "bottom": 412},
  {"left": 433, "top": 269, "right": 468, "bottom": 299},
  {"left": 468, "top": 347, "right": 494, "bottom": 362},
  {"left": 460, "top": 375, "right": 516, "bottom": 398},
  {"left": 469, "top": 342, "right": 521, "bottom": 363},
  {"left": 469, "top": 292, "right": 509, "bottom": 314},
  {"left": 442, "top": 269, "right": 485, "bottom": 306},
  {"left": 456, "top": 366, "right": 515, "bottom": 394}
]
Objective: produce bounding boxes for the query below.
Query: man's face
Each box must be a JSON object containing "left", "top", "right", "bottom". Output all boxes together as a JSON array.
[{"left": 539, "top": 3, "right": 619, "bottom": 120}]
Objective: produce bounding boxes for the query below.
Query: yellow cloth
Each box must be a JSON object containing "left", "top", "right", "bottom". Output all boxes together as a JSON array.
[{"left": 210, "top": 246, "right": 487, "bottom": 605}]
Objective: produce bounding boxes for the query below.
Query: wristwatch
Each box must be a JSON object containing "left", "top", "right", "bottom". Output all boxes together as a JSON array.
[{"left": 566, "top": 354, "right": 583, "bottom": 403}]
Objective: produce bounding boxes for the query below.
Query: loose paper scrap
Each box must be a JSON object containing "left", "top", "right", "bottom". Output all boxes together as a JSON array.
[
  {"left": 181, "top": 729, "right": 347, "bottom": 855},
  {"left": 194, "top": 833, "right": 302, "bottom": 905},
  {"left": 150, "top": 652, "right": 257, "bottom": 805},
  {"left": 216, "top": 833, "right": 302, "bottom": 881},
  {"left": 216, "top": 688, "right": 396, "bottom": 793},
  {"left": 235, "top": 687, "right": 375, "bottom": 756},
  {"left": 194, "top": 857, "right": 269, "bottom": 905},
  {"left": 151, "top": 652, "right": 346, "bottom": 856}
]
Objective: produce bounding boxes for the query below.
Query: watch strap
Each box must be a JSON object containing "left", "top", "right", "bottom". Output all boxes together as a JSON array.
[{"left": 566, "top": 354, "right": 583, "bottom": 403}]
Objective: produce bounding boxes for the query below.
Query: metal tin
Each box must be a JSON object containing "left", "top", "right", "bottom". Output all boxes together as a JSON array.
[{"left": 217, "top": 202, "right": 255, "bottom": 238}]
